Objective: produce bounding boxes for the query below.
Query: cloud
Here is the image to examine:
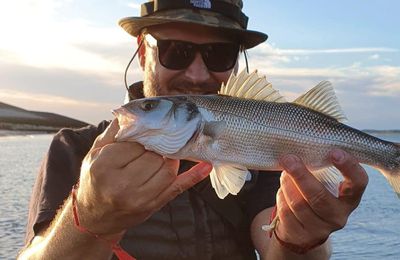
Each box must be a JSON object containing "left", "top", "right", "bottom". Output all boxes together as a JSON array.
[
  {"left": 0, "top": 0, "right": 135, "bottom": 73},
  {"left": 0, "top": 61, "right": 143, "bottom": 124},
  {"left": 0, "top": 89, "right": 107, "bottom": 108},
  {"left": 128, "top": 2, "right": 141, "bottom": 9},
  {"left": 365, "top": 66, "right": 400, "bottom": 96},
  {"left": 253, "top": 44, "right": 398, "bottom": 57},
  {"left": 0, "top": 87, "right": 118, "bottom": 125},
  {"left": 244, "top": 43, "right": 400, "bottom": 97},
  {"left": 240, "top": 43, "right": 400, "bottom": 129},
  {"left": 0, "top": 1, "right": 398, "bottom": 129},
  {"left": 247, "top": 43, "right": 399, "bottom": 66},
  {"left": 369, "top": 54, "right": 380, "bottom": 60},
  {"left": 0, "top": 0, "right": 143, "bottom": 124}
]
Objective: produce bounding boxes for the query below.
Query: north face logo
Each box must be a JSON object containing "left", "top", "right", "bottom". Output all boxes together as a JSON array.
[{"left": 190, "top": 0, "right": 212, "bottom": 9}]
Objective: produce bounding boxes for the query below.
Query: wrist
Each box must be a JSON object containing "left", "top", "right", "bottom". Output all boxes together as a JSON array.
[
  {"left": 71, "top": 184, "right": 135, "bottom": 260},
  {"left": 72, "top": 184, "right": 126, "bottom": 239},
  {"left": 267, "top": 205, "right": 329, "bottom": 255},
  {"left": 273, "top": 229, "right": 329, "bottom": 255}
]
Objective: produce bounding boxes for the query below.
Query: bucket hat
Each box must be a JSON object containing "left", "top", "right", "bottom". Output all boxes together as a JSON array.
[{"left": 119, "top": 0, "right": 267, "bottom": 49}]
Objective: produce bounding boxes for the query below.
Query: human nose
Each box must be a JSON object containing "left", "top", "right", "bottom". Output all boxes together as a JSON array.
[{"left": 184, "top": 52, "right": 210, "bottom": 84}]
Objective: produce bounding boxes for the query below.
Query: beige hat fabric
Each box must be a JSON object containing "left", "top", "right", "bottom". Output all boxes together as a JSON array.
[{"left": 119, "top": 0, "right": 268, "bottom": 49}]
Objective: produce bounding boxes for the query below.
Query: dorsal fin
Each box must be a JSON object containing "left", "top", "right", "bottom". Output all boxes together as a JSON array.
[
  {"left": 293, "top": 81, "right": 347, "bottom": 122},
  {"left": 219, "top": 69, "right": 286, "bottom": 102}
]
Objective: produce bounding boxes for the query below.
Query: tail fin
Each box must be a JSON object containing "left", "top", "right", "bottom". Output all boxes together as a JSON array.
[
  {"left": 381, "top": 143, "right": 400, "bottom": 198},
  {"left": 383, "top": 172, "right": 400, "bottom": 199},
  {"left": 382, "top": 170, "right": 400, "bottom": 199}
]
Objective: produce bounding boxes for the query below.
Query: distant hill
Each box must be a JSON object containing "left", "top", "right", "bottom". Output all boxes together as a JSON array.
[
  {"left": 364, "top": 129, "right": 400, "bottom": 135},
  {"left": 0, "top": 101, "right": 89, "bottom": 132}
]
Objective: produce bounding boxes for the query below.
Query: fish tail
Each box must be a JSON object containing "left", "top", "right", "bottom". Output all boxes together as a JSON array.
[
  {"left": 381, "top": 169, "right": 400, "bottom": 199},
  {"left": 381, "top": 143, "right": 400, "bottom": 199}
]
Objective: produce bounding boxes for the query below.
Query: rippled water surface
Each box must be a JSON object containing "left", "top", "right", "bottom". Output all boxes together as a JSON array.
[
  {"left": 0, "top": 134, "right": 52, "bottom": 259},
  {"left": 0, "top": 133, "right": 399, "bottom": 259}
]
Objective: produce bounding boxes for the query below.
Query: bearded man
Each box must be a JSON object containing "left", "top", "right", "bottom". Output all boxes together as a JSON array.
[{"left": 19, "top": 1, "right": 368, "bottom": 259}]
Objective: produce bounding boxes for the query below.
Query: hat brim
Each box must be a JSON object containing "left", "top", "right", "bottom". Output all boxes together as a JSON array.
[{"left": 119, "top": 10, "right": 267, "bottom": 49}]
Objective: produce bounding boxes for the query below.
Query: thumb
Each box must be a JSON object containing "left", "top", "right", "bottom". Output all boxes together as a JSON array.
[{"left": 92, "top": 119, "right": 120, "bottom": 149}]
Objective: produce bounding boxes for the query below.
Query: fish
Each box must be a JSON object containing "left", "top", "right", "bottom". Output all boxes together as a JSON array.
[{"left": 112, "top": 70, "right": 400, "bottom": 203}]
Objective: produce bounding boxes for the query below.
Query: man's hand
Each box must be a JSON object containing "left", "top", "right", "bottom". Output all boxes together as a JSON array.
[
  {"left": 76, "top": 119, "right": 212, "bottom": 236},
  {"left": 275, "top": 149, "right": 368, "bottom": 247}
]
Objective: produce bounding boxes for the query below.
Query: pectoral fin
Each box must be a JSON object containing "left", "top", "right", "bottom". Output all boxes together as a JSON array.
[
  {"left": 209, "top": 162, "right": 249, "bottom": 199},
  {"left": 311, "top": 167, "right": 344, "bottom": 197},
  {"left": 203, "top": 121, "right": 226, "bottom": 139}
]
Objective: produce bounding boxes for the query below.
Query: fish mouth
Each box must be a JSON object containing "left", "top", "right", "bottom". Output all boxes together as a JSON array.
[{"left": 112, "top": 107, "right": 140, "bottom": 141}]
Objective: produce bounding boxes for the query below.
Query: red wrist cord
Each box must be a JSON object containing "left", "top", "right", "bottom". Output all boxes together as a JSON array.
[
  {"left": 71, "top": 184, "right": 136, "bottom": 260},
  {"left": 268, "top": 205, "right": 328, "bottom": 255}
]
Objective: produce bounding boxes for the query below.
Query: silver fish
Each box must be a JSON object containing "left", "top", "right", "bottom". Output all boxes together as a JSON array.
[{"left": 113, "top": 70, "right": 400, "bottom": 200}]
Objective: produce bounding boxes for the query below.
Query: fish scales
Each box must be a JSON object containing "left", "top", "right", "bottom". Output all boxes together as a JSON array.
[
  {"left": 113, "top": 70, "right": 400, "bottom": 199},
  {"left": 186, "top": 95, "right": 398, "bottom": 171}
]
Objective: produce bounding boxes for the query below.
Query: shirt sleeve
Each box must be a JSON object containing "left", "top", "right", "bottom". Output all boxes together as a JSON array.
[{"left": 24, "top": 121, "right": 109, "bottom": 245}]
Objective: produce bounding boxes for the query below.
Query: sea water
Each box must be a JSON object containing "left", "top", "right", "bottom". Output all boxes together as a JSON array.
[{"left": 0, "top": 133, "right": 399, "bottom": 259}]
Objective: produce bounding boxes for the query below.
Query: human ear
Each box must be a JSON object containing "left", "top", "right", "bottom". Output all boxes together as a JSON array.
[{"left": 137, "top": 35, "right": 146, "bottom": 70}]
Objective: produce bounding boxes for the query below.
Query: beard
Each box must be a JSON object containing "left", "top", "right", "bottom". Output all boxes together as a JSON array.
[
  {"left": 142, "top": 67, "right": 160, "bottom": 98},
  {"left": 143, "top": 69, "right": 221, "bottom": 97}
]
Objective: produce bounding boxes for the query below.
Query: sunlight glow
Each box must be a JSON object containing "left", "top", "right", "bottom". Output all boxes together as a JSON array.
[{"left": 0, "top": 0, "right": 131, "bottom": 73}]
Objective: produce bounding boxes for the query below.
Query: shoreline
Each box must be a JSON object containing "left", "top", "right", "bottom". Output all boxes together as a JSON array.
[{"left": 0, "top": 129, "right": 55, "bottom": 137}]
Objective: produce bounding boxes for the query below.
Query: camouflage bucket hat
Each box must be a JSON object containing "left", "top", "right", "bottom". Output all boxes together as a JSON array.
[{"left": 118, "top": 0, "right": 268, "bottom": 49}]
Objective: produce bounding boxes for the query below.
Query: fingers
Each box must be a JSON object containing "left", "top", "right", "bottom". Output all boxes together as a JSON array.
[
  {"left": 275, "top": 188, "right": 304, "bottom": 242},
  {"left": 280, "top": 155, "right": 336, "bottom": 210},
  {"left": 277, "top": 150, "right": 369, "bottom": 245},
  {"left": 138, "top": 158, "right": 180, "bottom": 195},
  {"left": 329, "top": 149, "right": 368, "bottom": 206},
  {"left": 154, "top": 162, "right": 212, "bottom": 207},
  {"left": 279, "top": 154, "right": 345, "bottom": 228},
  {"left": 280, "top": 172, "right": 325, "bottom": 228},
  {"left": 122, "top": 151, "right": 166, "bottom": 184},
  {"left": 96, "top": 142, "right": 146, "bottom": 168},
  {"left": 279, "top": 171, "right": 335, "bottom": 242}
]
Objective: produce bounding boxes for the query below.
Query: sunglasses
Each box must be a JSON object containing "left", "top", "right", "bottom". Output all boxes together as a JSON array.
[{"left": 146, "top": 34, "right": 240, "bottom": 72}]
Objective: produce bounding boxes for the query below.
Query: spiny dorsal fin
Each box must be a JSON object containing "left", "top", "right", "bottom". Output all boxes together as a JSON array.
[
  {"left": 219, "top": 69, "right": 286, "bottom": 102},
  {"left": 293, "top": 81, "right": 347, "bottom": 122}
]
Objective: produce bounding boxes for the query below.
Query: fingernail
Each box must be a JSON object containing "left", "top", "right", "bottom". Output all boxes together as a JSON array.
[
  {"left": 331, "top": 149, "right": 345, "bottom": 164},
  {"left": 280, "top": 155, "right": 299, "bottom": 172}
]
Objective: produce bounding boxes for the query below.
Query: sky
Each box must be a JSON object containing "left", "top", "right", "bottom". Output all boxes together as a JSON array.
[{"left": 0, "top": 0, "right": 399, "bottom": 130}]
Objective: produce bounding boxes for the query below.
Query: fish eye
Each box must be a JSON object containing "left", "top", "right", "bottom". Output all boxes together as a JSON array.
[{"left": 140, "top": 100, "right": 159, "bottom": 111}]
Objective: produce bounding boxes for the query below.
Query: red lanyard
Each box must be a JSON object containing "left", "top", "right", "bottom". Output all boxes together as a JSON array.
[{"left": 71, "top": 184, "right": 136, "bottom": 260}]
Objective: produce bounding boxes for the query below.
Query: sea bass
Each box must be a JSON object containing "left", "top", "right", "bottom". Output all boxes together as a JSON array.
[{"left": 113, "top": 70, "right": 400, "bottom": 200}]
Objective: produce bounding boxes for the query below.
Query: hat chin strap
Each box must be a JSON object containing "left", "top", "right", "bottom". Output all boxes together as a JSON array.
[
  {"left": 140, "top": 0, "right": 248, "bottom": 29},
  {"left": 243, "top": 49, "right": 249, "bottom": 73}
]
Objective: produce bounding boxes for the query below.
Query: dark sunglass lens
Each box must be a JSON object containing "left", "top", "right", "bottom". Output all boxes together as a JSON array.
[
  {"left": 202, "top": 43, "right": 239, "bottom": 72},
  {"left": 157, "top": 40, "right": 194, "bottom": 70}
]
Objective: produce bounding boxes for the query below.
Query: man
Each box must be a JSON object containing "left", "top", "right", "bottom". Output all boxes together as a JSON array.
[{"left": 19, "top": 1, "right": 368, "bottom": 259}]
